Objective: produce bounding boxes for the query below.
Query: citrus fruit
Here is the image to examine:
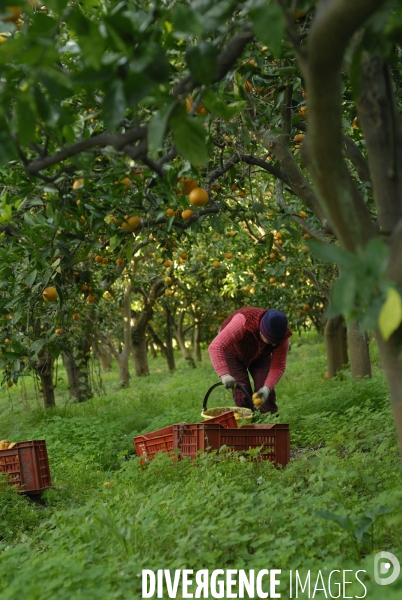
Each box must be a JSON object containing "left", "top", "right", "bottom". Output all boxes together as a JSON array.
[
  {"left": 181, "top": 209, "right": 194, "bottom": 220},
  {"left": 116, "top": 258, "right": 124, "bottom": 265},
  {"left": 212, "top": 261, "right": 221, "bottom": 268},
  {"left": 121, "top": 215, "right": 141, "bottom": 232},
  {"left": 72, "top": 313, "right": 80, "bottom": 321},
  {"left": 87, "top": 295, "right": 95, "bottom": 303},
  {"left": 189, "top": 187, "right": 209, "bottom": 207},
  {"left": 43, "top": 286, "right": 58, "bottom": 302}
]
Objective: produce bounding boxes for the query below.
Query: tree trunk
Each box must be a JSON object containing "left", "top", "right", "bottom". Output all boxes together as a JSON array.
[
  {"left": 150, "top": 343, "right": 157, "bottom": 359},
  {"left": 132, "top": 332, "right": 150, "bottom": 376},
  {"left": 35, "top": 357, "right": 55, "bottom": 408},
  {"left": 193, "top": 322, "right": 202, "bottom": 362},
  {"left": 62, "top": 347, "right": 93, "bottom": 402},
  {"left": 97, "top": 344, "right": 113, "bottom": 372},
  {"left": 376, "top": 333, "right": 402, "bottom": 455},
  {"left": 175, "top": 311, "right": 196, "bottom": 368},
  {"left": 324, "top": 316, "right": 348, "bottom": 378},
  {"left": 165, "top": 307, "right": 176, "bottom": 372},
  {"left": 347, "top": 321, "right": 372, "bottom": 379}
]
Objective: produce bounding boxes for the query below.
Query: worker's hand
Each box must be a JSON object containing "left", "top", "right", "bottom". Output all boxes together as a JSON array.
[
  {"left": 254, "top": 386, "right": 270, "bottom": 404},
  {"left": 220, "top": 374, "right": 237, "bottom": 389}
]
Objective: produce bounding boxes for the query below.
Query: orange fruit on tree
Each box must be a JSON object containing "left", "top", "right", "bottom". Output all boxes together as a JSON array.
[
  {"left": 121, "top": 215, "right": 141, "bottom": 232},
  {"left": 120, "top": 177, "right": 131, "bottom": 189},
  {"left": 299, "top": 210, "right": 307, "bottom": 218},
  {"left": 81, "top": 284, "right": 89, "bottom": 291},
  {"left": 72, "top": 313, "right": 80, "bottom": 321},
  {"left": 166, "top": 208, "right": 174, "bottom": 217},
  {"left": 269, "top": 277, "right": 276, "bottom": 284},
  {"left": 116, "top": 258, "right": 124, "bottom": 266},
  {"left": 189, "top": 187, "right": 209, "bottom": 207},
  {"left": 164, "top": 277, "right": 172, "bottom": 284},
  {"left": 303, "top": 233, "right": 310, "bottom": 239},
  {"left": 225, "top": 252, "right": 233, "bottom": 259},
  {"left": 244, "top": 80, "right": 253, "bottom": 93},
  {"left": 43, "top": 286, "right": 58, "bottom": 302},
  {"left": 4, "top": 338, "right": 10, "bottom": 345},
  {"left": 87, "top": 295, "right": 95, "bottom": 303},
  {"left": 212, "top": 261, "right": 221, "bottom": 268},
  {"left": 227, "top": 231, "right": 235, "bottom": 237},
  {"left": 177, "top": 177, "right": 198, "bottom": 195},
  {"left": 180, "top": 253, "right": 188, "bottom": 260},
  {"left": 181, "top": 209, "right": 194, "bottom": 220},
  {"left": 72, "top": 178, "right": 84, "bottom": 190},
  {"left": 101, "top": 258, "right": 108, "bottom": 265},
  {"left": 94, "top": 255, "right": 103, "bottom": 263},
  {"left": 303, "top": 304, "right": 311, "bottom": 312},
  {"left": 301, "top": 245, "right": 310, "bottom": 253},
  {"left": 163, "top": 260, "right": 173, "bottom": 268},
  {"left": 165, "top": 290, "right": 173, "bottom": 296},
  {"left": 55, "top": 328, "right": 62, "bottom": 335},
  {"left": 293, "top": 133, "right": 305, "bottom": 143},
  {"left": 6, "top": 381, "right": 13, "bottom": 388},
  {"left": 269, "top": 252, "right": 276, "bottom": 259}
]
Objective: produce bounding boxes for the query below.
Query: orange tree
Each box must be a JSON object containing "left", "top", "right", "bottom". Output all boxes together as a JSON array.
[{"left": 0, "top": 0, "right": 402, "bottom": 450}]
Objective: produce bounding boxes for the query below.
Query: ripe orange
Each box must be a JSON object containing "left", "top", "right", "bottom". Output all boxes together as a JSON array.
[
  {"left": 227, "top": 231, "right": 235, "bottom": 237},
  {"left": 177, "top": 177, "right": 198, "bottom": 195},
  {"left": 212, "top": 261, "right": 221, "bottom": 268},
  {"left": 165, "top": 290, "right": 173, "bottom": 296},
  {"left": 4, "top": 338, "right": 10, "bottom": 345},
  {"left": 87, "top": 295, "right": 95, "bottom": 303},
  {"left": 72, "top": 178, "right": 84, "bottom": 190},
  {"left": 6, "top": 381, "right": 13, "bottom": 388},
  {"left": 72, "top": 313, "right": 80, "bottom": 321},
  {"left": 120, "top": 177, "right": 131, "bottom": 189},
  {"left": 81, "top": 284, "right": 89, "bottom": 291},
  {"left": 252, "top": 393, "right": 262, "bottom": 406},
  {"left": 303, "top": 233, "right": 310, "bottom": 239},
  {"left": 275, "top": 232, "right": 283, "bottom": 240},
  {"left": 180, "top": 253, "right": 188, "bottom": 260},
  {"left": 181, "top": 209, "right": 194, "bottom": 220},
  {"left": 303, "top": 304, "right": 311, "bottom": 312},
  {"left": 259, "top": 259, "right": 265, "bottom": 265},
  {"left": 121, "top": 215, "right": 141, "bottom": 232},
  {"left": 95, "top": 255, "right": 103, "bottom": 263},
  {"left": 225, "top": 252, "right": 233, "bottom": 259},
  {"left": 43, "top": 286, "right": 58, "bottom": 302},
  {"left": 299, "top": 210, "right": 307, "bottom": 218},
  {"left": 163, "top": 260, "right": 173, "bottom": 268},
  {"left": 294, "top": 133, "right": 305, "bottom": 143},
  {"left": 269, "top": 277, "right": 276, "bottom": 284},
  {"left": 189, "top": 187, "right": 209, "bottom": 207},
  {"left": 269, "top": 253, "right": 276, "bottom": 259},
  {"left": 166, "top": 208, "right": 174, "bottom": 217},
  {"left": 301, "top": 245, "right": 310, "bottom": 253},
  {"left": 164, "top": 277, "right": 172, "bottom": 284},
  {"left": 101, "top": 258, "right": 108, "bottom": 265},
  {"left": 116, "top": 258, "right": 124, "bottom": 266},
  {"left": 244, "top": 81, "right": 253, "bottom": 93},
  {"left": 55, "top": 328, "right": 62, "bottom": 335}
]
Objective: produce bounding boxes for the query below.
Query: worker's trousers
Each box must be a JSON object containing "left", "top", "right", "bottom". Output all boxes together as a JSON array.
[{"left": 224, "top": 352, "right": 278, "bottom": 414}]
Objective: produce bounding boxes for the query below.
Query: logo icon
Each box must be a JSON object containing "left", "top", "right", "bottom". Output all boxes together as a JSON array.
[{"left": 374, "top": 551, "right": 400, "bottom": 585}]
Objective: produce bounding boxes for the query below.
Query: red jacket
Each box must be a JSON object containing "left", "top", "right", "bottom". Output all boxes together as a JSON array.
[{"left": 209, "top": 307, "right": 292, "bottom": 389}]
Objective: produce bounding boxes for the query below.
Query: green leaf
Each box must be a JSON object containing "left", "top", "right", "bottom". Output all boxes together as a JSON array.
[
  {"left": 332, "top": 275, "right": 357, "bottom": 314},
  {"left": 15, "top": 99, "right": 36, "bottom": 146},
  {"left": 308, "top": 240, "right": 358, "bottom": 270},
  {"left": 378, "top": 287, "right": 402, "bottom": 340},
  {"left": 170, "top": 109, "right": 209, "bottom": 166},
  {"left": 249, "top": 2, "right": 285, "bottom": 57},
  {"left": 25, "top": 270, "right": 37, "bottom": 288},
  {"left": 202, "top": 90, "right": 240, "bottom": 120},
  {"left": 148, "top": 101, "right": 177, "bottom": 159},
  {"left": 103, "top": 80, "right": 126, "bottom": 130},
  {"left": 186, "top": 41, "right": 217, "bottom": 85},
  {"left": 171, "top": 5, "right": 203, "bottom": 37}
]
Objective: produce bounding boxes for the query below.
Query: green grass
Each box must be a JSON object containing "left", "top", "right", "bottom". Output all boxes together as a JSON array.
[{"left": 0, "top": 337, "right": 401, "bottom": 599}]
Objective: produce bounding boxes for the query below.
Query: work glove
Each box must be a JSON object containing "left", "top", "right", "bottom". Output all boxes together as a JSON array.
[
  {"left": 220, "top": 374, "right": 237, "bottom": 389},
  {"left": 253, "top": 386, "right": 270, "bottom": 406}
]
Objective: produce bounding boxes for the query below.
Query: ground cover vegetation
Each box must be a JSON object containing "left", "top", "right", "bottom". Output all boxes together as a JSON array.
[{"left": 0, "top": 339, "right": 401, "bottom": 599}]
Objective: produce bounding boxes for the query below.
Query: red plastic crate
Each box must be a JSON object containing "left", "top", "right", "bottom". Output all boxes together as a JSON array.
[
  {"left": 133, "top": 423, "right": 187, "bottom": 462},
  {"left": 173, "top": 423, "right": 290, "bottom": 467},
  {"left": 0, "top": 440, "right": 51, "bottom": 495},
  {"left": 200, "top": 410, "right": 238, "bottom": 429}
]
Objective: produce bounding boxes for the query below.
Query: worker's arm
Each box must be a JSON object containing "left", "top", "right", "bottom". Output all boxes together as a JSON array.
[
  {"left": 208, "top": 314, "right": 246, "bottom": 376},
  {"left": 264, "top": 338, "right": 290, "bottom": 389}
]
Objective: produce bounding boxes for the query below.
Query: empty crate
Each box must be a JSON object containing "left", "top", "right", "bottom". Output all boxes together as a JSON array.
[{"left": 0, "top": 440, "right": 51, "bottom": 495}]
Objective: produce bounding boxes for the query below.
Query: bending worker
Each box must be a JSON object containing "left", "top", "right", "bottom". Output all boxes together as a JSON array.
[{"left": 208, "top": 307, "right": 292, "bottom": 414}]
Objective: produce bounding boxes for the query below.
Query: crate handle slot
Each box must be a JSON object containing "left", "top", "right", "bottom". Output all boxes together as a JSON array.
[{"left": 202, "top": 382, "right": 255, "bottom": 412}]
